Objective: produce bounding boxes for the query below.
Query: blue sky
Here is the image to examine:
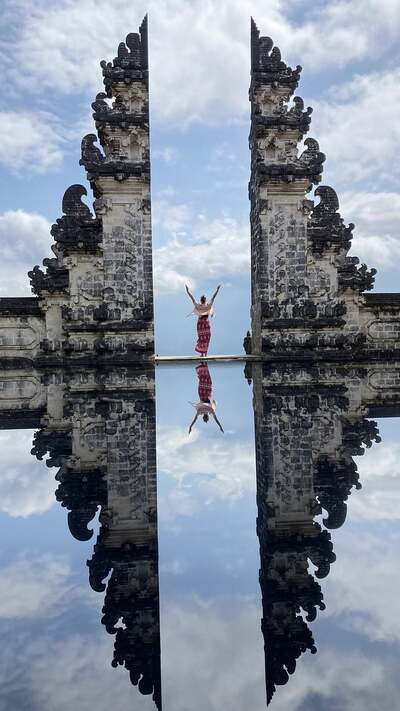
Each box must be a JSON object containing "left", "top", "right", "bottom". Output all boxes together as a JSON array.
[{"left": 0, "top": 0, "right": 400, "bottom": 355}]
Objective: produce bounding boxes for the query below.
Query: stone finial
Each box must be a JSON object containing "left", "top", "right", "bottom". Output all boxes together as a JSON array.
[
  {"left": 100, "top": 15, "right": 149, "bottom": 96},
  {"left": 338, "top": 258, "right": 377, "bottom": 292},
  {"left": 80, "top": 134, "right": 105, "bottom": 169},
  {"left": 61, "top": 184, "right": 92, "bottom": 217},
  {"left": 257, "top": 136, "right": 325, "bottom": 185},
  {"left": 309, "top": 185, "right": 378, "bottom": 292},
  {"left": 251, "top": 17, "right": 302, "bottom": 91},
  {"left": 315, "top": 455, "right": 361, "bottom": 529},
  {"left": 31, "top": 429, "right": 72, "bottom": 467},
  {"left": 298, "top": 138, "right": 325, "bottom": 183},
  {"left": 28, "top": 260, "right": 69, "bottom": 296},
  {"left": 50, "top": 185, "right": 102, "bottom": 254},
  {"left": 308, "top": 185, "right": 354, "bottom": 254},
  {"left": 28, "top": 184, "right": 102, "bottom": 294},
  {"left": 264, "top": 611, "right": 317, "bottom": 705},
  {"left": 252, "top": 94, "right": 313, "bottom": 135},
  {"left": 91, "top": 92, "right": 111, "bottom": 117},
  {"left": 54, "top": 466, "right": 107, "bottom": 541}
]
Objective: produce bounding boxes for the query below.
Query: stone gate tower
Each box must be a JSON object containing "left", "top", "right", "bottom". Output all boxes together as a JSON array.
[
  {"left": 0, "top": 18, "right": 154, "bottom": 365},
  {"left": 249, "top": 19, "right": 400, "bottom": 359}
]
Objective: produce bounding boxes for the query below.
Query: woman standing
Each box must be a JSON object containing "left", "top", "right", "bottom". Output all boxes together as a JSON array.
[{"left": 185, "top": 284, "right": 221, "bottom": 356}]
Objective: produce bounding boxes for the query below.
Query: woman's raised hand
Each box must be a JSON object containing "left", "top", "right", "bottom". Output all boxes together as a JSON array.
[
  {"left": 185, "top": 284, "right": 196, "bottom": 304},
  {"left": 210, "top": 284, "right": 221, "bottom": 304}
]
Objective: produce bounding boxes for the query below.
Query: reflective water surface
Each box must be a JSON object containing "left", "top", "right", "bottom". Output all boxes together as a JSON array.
[{"left": 0, "top": 362, "right": 399, "bottom": 710}]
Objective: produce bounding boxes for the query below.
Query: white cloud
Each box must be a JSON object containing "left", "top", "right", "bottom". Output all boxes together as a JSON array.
[
  {"left": 326, "top": 529, "right": 400, "bottom": 644},
  {"left": 270, "top": 647, "right": 393, "bottom": 711},
  {"left": 1, "top": 200, "right": 250, "bottom": 300},
  {"left": 26, "top": 635, "right": 151, "bottom": 711},
  {"left": 207, "top": 142, "right": 240, "bottom": 172},
  {"left": 341, "top": 191, "right": 400, "bottom": 229},
  {"left": 288, "top": 0, "right": 400, "bottom": 68},
  {"left": 0, "top": 555, "right": 72, "bottom": 619},
  {"left": 0, "top": 626, "right": 153, "bottom": 711},
  {"left": 0, "top": 209, "right": 52, "bottom": 296},
  {"left": 0, "top": 582, "right": 398, "bottom": 710},
  {"left": 335, "top": 191, "right": 400, "bottom": 268},
  {"left": 0, "top": 592, "right": 262, "bottom": 711},
  {"left": 0, "top": 111, "right": 65, "bottom": 173},
  {"left": 163, "top": 595, "right": 399, "bottom": 711},
  {"left": 0, "top": 549, "right": 141, "bottom": 710},
  {"left": 348, "top": 441, "right": 400, "bottom": 521},
  {"left": 312, "top": 70, "right": 400, "bottom": 185},
  {"left": 160, "top": 559, "right": 185, "bottom": 575},
  {"left": 153, "top": 146, "right": 179, "bottom": 163},
  {"left": 153, "top": 198, "right": 192, "bottom": 234},
  {"left": 3, "top": 0, "right": 400, "bottom": 125},
  {"left": 351, "top": 234, "right": 400, "bottom": 269},
  {"left": 162, "top": 596, "right": 266, "bottom": 709},
  {"left": 157, "top": 425, "right": 255, "bottom": 519},
  {"left": 0, "top": 430, "right": 56, "bottom": 517},
  {"left": 0, "top": 209, "right": 51, "bottom": 261},
  {"left": 154, "top": 212, "right": 250, "bottom": 293}
]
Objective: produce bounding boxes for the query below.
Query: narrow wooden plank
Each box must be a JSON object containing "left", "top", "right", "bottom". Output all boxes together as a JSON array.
[{"left": 154, "top": 354, "right": 261, "bottom": 363}]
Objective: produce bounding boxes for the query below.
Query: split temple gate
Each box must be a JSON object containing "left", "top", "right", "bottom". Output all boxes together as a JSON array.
[{"left": 0, "top": 15, "right": 399, "bottom": 710}]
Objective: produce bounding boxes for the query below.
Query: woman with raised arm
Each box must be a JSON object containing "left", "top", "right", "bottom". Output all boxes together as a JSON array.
[{"left": 185, "top": 284, "right": 221, "bottom": 357}]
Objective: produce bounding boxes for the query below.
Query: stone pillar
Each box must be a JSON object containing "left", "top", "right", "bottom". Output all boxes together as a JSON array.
[
  {"left": 81, "top": 16, "right": 154, "bottom": 356},
  {"left": 249, "top": 19, "right": 324, "bottom": 353},
  {"left": 248, "top": 20, "right": 400, "bottom": 359}
]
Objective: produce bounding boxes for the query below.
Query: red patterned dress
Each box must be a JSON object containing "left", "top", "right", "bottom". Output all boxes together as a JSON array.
[
  {"left": 195, "top": 316, "right": 211, "bottom": 355},
  {"left": 196, "top": 362, "right": 212, "bottom": 402}
]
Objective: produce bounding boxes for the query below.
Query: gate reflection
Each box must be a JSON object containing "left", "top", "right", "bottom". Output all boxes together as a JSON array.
[{"left": 1, "top": 360, "right": 400, "bottom": 707}]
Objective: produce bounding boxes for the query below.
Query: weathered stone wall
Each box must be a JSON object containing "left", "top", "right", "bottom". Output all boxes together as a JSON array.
[
  {"left": 0, "top": 299, "right": 45, "bottom": 364},
  {"left": 0, "top": 314, "right": 45, "bottom": 362}
]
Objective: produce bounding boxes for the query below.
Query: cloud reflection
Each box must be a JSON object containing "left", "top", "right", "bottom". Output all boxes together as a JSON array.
[
  {"left": 0, "top": 554, "right": 91, "bottom": 620},
  {"left": 0, "top": 430, "right": 56, "bottom": 518},
  {"left": 325, "top": 529, "right": 400, "bottom": 643},
  {"left": 157, "top": 425, "right": 255, "bottom": 520},
  {"left": 350, "top": 441, "right": 400, "bottom": 521}
]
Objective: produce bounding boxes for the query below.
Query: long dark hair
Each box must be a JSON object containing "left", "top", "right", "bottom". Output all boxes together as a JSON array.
[{"left": 200, "top": 295, "right": 206, "bottom": 304}]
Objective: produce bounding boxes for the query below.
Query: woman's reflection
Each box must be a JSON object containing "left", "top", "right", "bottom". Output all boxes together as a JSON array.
[{"left": 188, "top": 363, "right": 224, "bottom": 434}]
